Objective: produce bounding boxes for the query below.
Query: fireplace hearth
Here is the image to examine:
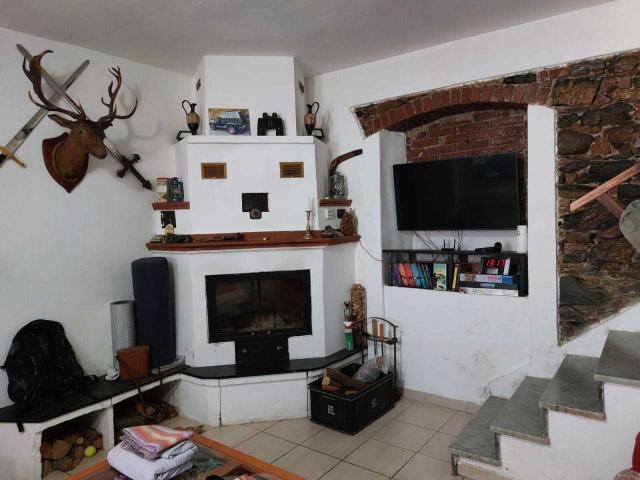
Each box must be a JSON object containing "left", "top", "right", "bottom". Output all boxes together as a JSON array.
[{"left": 206, "top": 269, "right": 312, "bottom": 373}]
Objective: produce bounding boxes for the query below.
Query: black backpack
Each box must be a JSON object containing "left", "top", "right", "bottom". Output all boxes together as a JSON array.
[{"left": 2, "top": 320, "right": 95, "bottom": 428}]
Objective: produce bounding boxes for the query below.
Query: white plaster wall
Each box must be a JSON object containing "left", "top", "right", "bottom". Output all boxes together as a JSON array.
[
  {"left": 323, "top": 244, "right": 357, "bottom": 355},
  {"left": 0, "top": 27, "right": 191, "bottom": 408},
  {"left": 164, "top": 136, "right": 326, "bottom": 234},
  {"left": 202, "top": 56, "right": 298, "bottom": 135},
  {"left": 308, "top": 0, "right": 640, "bottom": 403}
]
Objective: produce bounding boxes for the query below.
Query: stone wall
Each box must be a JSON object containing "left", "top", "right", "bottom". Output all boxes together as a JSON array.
[{"left": 353, "top": 49, "right": 640, "bottom": 343}]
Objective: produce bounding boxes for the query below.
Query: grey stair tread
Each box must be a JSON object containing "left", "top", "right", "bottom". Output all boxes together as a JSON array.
[
  {"left": 450, "top": 396, "right": 507, "bottom": 466},
  {"left": 490, "top": 376, "right": 550, "bottom": 444},
  {"left": 595, "top": 331, "right": 640, "bottom": 387},
  {"left": 539, "top": 355, "right": 604, "bottom": 419}
]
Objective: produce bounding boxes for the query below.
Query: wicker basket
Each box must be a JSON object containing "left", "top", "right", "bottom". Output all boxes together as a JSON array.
[{"left": 117, "top": 345, "right": 150, "bottom": 380}]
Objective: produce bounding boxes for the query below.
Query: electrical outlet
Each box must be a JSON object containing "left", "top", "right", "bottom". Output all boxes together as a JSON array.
[{"left": 325, "top": 208, "right": 336, "bottom": 220}]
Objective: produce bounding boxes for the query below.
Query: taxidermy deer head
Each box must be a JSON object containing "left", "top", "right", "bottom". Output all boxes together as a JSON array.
[{"left": 24, "top": 50, "right": 137, "bottom": 192}]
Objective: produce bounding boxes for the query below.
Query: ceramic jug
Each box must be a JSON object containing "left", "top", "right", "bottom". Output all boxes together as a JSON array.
[
  {"left": 181, "top": 100, "right": 200, "bottom": 135},
  {"left": 304, "top": 102, "right": 320, "bottom": 135}
]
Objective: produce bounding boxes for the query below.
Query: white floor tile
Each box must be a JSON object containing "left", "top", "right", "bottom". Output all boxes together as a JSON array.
[
  {"left": 419, "top": 431, "right": 457, "bottom": 462},
  {"left": 320, "top": 461, "right": 389, "bottom": 480},
  {"left": 235, "top": 432, "right": 296, "bottom": 463},
  {"left": 345, "top": 438, "right": 414, "bottom": 477},
  {"left": 203, "top": 423, "right": 259, "bottom": 447},
  {"left": 393, "top": 453, "right": 456, "bottom": 480},
  {"left": 373, "top": 420, "right": 436, "bottom": 452},
  {"left": 396, "top": 402, "right": 455, "bottom": 430},
  {"left": 265, "top": 417, "right": 323, "bottom": 443},
  {"left": 303, "top": 427, "right": 367, "bottom": 459},
  {"left": 274, "top": 445, "right": 340, "bottom": 480}
]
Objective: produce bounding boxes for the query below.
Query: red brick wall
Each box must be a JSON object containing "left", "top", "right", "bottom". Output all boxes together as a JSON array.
[{"left": 405, "top": 109, "right": 527, "bottom": 162}]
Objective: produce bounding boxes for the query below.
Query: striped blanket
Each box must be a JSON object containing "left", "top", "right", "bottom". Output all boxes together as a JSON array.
[{"left": 121, "top": 425, "right": 193, "bottom": 460}]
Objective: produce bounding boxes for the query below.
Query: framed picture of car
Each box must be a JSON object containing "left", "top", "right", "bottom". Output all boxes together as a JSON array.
[{"left": 208, "top": 108, "right": 251, "bottom": 135}]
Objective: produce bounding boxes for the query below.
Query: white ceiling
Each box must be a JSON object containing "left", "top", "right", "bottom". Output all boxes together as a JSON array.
[{"left": 0, "top": 0, "right": 614, "bottom": 76}]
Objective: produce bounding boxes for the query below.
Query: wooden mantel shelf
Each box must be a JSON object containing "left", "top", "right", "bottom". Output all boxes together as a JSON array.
[
  {"left": 146, "top": 231, "right": 360, "bottom": 252},
  {"left": 152, "top": 201, "right": 190, "bottom": 211},
  {"left": 319, "top": 198, "right": 352, "bottom": 207}
]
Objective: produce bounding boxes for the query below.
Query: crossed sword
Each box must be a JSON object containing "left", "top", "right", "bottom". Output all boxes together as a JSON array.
[{"left": 0, "top": 45, "right": 152, "bottom": 190}]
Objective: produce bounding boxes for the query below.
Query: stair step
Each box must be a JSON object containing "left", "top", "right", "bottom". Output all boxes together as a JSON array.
[
  {"left": 595, "top": 330, "right": 640, "bottom": 387},
  {"left": 539, "top": 355, "right": 604, "bottom": 420},
  {"left": 490, "top": 376, "right": 550, "bottom": 445},
  {"left": 450, "top": 396, "right": 507, "bottom": 466}
]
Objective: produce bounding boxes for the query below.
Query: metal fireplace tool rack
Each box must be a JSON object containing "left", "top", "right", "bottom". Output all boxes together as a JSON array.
[{"left": 364, "top": 316, "right": 399, "bottom": 393}]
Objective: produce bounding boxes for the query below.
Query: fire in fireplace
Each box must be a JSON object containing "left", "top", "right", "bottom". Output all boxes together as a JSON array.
[{"left": 206, "top": 269, "right": 312, "bottom": 343}]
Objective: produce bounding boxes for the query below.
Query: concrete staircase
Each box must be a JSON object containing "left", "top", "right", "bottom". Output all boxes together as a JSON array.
[{"left": 450, "top": 330, "right": 640, "bottom": 480}]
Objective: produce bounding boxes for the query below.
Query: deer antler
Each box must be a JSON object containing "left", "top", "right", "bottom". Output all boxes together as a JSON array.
[
  {"left": 23, "top": 50, "right": 84, "bottom": 120},
  {"left": 98, "top": 66, "right": 138, "bottom": 125}
]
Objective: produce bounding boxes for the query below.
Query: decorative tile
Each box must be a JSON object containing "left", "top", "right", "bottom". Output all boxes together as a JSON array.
[
  {"left": 303, "top": 427, "right": 367, "bottom": 459},
  {"left": 440, "top": 412, "right": 473, "bottom": 436},
  {"left": 203, "top": 424, "right": 259, "bottom": 447},
  {"left": 393, "top": 453, "right": 456, "bottom": 480},
  {"left": 274, "top": 445, "right": 339, "bottom": 480},
  {"left": 345, "top": 439, "right": 413, "bottom": 477},
  {"left": 373, "top": 420, "right": 435, "bottom": 452},
  {"left": 419, "top": 432, "right": 456, "bottom": 462},
  {"left": 235, "top": 432, "right": 296, "bottom": 463},
  {"left": 265, "top": 417, "right": 323, "bottom": 443},
  {"left": 396, "top": 402, "right": 455, "bottom": 430},
  {"left": 320, "top": 461, "right": 389, "bottom": 479}
]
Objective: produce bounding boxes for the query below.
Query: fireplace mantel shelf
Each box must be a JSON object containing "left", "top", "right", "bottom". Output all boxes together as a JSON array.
[{"left": 146, "top": 231, "right": 360, "bottom": 252}]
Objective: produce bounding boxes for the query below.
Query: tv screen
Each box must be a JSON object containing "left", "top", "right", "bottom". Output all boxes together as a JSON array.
[{"left": 393, "top": 153, "right": 521, "bottom": 230}]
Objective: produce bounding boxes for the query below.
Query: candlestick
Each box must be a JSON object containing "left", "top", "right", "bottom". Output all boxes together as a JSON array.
[{"left": 304, "top": 209, "right": 314, "bottom": 240}]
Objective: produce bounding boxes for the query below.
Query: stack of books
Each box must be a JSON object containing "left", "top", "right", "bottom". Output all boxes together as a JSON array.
[
  {"left": 457, "top": 273, "right": 519, "bottom": 297},
  {"left": 392, "top": 262, "right": 448, "bottom": 290}
]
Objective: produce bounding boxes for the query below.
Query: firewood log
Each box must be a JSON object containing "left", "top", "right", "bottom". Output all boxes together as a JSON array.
[
  {"left": 42, "top": 459, "right": 53, "bottom": 477},
  {"left": 345, "top": 390, "right": 359, "bottom": 396},
  {"left": 71, "top": 445, "right": 84, "bottom": 461},
  {"left": 322, "top": 384, "right": 341, "bottom": 392},
  {"left": 40, "top": 441, "right": 53, "bottom": 460},
  {"left": 52, "top": 456, "right": 73, "bottom": 472},
  {"left": 83, "top": 428, "right": 97, "bottom": 442},
  {"left": 324, "top": 368, "right": 368, "bottom": 391},
  {"left": 49, "top": 439, "right": 72, "bottom": 460},
  {"left": 321, "top": 376, "right": 342, "bottom": 389},
  {"left": 92, "top": 434, "right": 103, "bottom": 450},
  {"left": 62, "top": 432, "right": 81, "bottom": 445},
  {"left": 71, "top": 454, "right": 83, "bottom": 469}
]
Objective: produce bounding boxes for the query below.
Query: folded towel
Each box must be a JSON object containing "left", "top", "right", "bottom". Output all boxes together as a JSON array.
[
  {"left": 160, "top": 440, "right": 195, "bottom": 460},
  {"left": 121, "top": 425, "right": 193, "bottom": 459},
  {"left": 108, "top": 443, "right": 196, "bottom": 480}
]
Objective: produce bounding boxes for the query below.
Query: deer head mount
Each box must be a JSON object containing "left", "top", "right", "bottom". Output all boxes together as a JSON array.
[{"left": 24, "top": 50, "right": 137, "bottom": 192}]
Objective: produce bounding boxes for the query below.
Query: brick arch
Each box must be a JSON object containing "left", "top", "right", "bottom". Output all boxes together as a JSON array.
[
  {"left": 354, "top": 75, "right": 550, "bottom": 137},
  {"left": 351, "top": 49, "right": 640, "bottom": 344}
]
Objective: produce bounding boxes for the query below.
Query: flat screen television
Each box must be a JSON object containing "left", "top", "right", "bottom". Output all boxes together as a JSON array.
[
  {"left": 206, "top": 269, "right": 312, "bottom": 343},
  {"left": 393, "top": 153, "right": 521, "bottom": 230}
]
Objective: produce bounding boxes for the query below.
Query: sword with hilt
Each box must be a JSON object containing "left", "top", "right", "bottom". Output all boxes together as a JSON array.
[
  {"left": 17, "top": 44, "right": 153, "bottom": 190},
  {"left": 0, "top": 59, "right": 90, "bottom": 168}
]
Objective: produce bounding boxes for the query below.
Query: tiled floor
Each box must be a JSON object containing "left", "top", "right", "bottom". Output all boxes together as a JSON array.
[
  {"left": 203, "top": 396, "right": 472, "bottom": 479},
  {"left": 49, "top": 396, "right": 472, "bottom": 479}
]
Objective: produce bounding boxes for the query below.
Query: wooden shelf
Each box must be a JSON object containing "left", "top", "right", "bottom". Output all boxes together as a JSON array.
[
  {"left": 319, "top": 198, "right": 352, "bottom": 207},
  {"left": 152, "top": 201, "right": 190, "bottom": 211},
  {"left": 146, "top": 231, "right": 360, "bottom": 252}
]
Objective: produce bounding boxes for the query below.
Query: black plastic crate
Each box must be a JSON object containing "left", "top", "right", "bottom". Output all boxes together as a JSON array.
[{"left": 308, "top": 363, "right": 395, "bottom": 435}]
